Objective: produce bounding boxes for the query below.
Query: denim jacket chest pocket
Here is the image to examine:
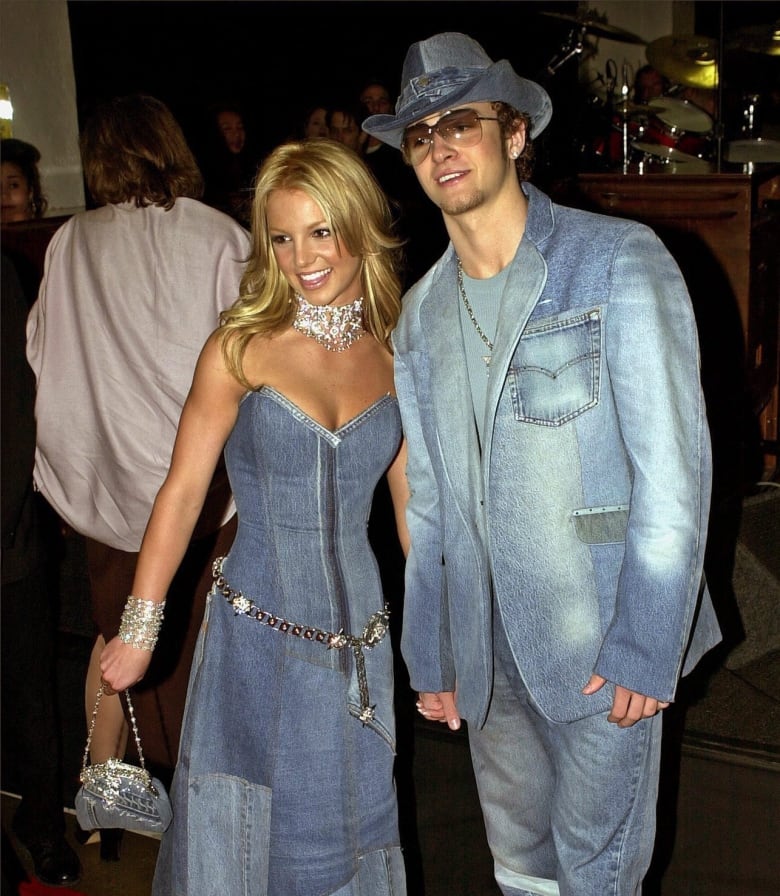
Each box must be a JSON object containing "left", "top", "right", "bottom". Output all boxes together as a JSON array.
[{"left": 509, "top": 308, "right": 601, "bottom": 426}]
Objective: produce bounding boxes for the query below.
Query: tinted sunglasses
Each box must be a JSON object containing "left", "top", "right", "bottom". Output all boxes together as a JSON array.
[{"left": 401, "top": 108, "right": 500, "bottom": 166}]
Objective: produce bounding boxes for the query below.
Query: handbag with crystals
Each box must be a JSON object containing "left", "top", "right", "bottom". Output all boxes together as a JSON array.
[{"left": 75, "top": 686, "right": 173, "bottom": 834}]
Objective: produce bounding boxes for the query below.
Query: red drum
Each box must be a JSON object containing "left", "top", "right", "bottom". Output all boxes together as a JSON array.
[
  {"left": 637, "top": 97, "right": 714, "bottom": 164},
  {"left": 676, "top": 131, "right": 713, "bottom": 160},
  {"left": 642, "top": 116, "right": 681, "bottom": 149}
]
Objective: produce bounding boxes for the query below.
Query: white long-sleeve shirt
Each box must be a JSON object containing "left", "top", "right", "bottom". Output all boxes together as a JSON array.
[{"left": 27, "top": 198, "right": 250, "bottom": 551}]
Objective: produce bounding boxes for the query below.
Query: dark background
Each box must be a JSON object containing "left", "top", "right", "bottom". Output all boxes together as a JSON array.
[
  {"left": 67, "top": 1, "right": 579, "bottom": 154},
  {"left": 66, "top": 1, "right": 779, "bottom": 167}
]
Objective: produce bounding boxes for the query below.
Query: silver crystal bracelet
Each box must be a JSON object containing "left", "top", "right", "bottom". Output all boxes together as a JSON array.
[{"left": 118, "top": 596, "right": 165, "bottom": 651}]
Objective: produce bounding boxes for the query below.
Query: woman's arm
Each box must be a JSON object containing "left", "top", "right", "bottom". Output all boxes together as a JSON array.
[
  {"left": 100, "top": 330, "right": 245, "bottom": 690},
  {"left": 386, "top": 439, "right": 410, "bottom": 558}
]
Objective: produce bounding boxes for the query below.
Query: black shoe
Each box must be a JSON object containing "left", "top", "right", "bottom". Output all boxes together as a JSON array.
[{"left": 15, "top": 833, "right": 82, "bottom": 887}]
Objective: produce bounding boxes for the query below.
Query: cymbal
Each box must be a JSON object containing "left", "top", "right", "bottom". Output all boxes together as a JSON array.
[
  {"left": 540, "top": 11, "right": 645, "bottom": 44},
  {"left": 647, "top": 35, "right": 719, "bottom": 89},
  {"left": 727, "top": 22, "right": 780, "bottom": 57}
]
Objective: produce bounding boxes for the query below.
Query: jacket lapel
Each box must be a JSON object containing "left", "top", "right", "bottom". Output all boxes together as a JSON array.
[{"left": 419, "top": 252, "right": 485, "bottom": 518}]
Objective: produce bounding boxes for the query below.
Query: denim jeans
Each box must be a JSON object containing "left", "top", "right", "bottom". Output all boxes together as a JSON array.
[{"left": 468, "top": 620, "right": 662, "bottom": 896}]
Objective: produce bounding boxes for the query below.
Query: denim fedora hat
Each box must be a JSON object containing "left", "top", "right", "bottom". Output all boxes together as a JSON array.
[{"left": 362, "top": 32, "right": 553, "bottom": 149}]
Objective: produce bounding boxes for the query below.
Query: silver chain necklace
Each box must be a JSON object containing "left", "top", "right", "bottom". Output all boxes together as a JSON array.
[
  {"left": 293, "top": 294, "right": 365, "bottom": 352},
  {"left": 457, "top": 258, "right": 493, "bottom": 368}
]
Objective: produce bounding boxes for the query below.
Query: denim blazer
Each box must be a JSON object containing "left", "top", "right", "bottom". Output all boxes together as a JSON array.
[{"left": 393, "top": 183, "right": 721, "bottom": 726}]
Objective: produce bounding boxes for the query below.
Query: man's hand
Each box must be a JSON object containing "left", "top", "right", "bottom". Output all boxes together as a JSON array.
[
  {"left": 583, "top": 674, "right": 669, "bottom": 728},
  {"left": 416, "top": 690, "right": 461, "bottom": 731}
]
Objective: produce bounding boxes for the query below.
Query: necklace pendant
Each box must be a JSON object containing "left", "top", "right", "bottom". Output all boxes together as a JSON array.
[{"left": 482, "top": 355, "right": 492, "bottom": 367}]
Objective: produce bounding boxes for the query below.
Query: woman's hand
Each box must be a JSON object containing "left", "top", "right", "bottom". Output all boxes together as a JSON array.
[
  {"left": 416, "top": 690, "right": 461, "bottom": 731},
  {"left": 99, "top": 636, "right": 153, "bottom": 692}
]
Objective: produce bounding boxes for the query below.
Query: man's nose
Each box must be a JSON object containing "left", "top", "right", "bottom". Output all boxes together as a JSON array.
[{"left": 430, "top": 129, "right": 455, "bottom": 161}]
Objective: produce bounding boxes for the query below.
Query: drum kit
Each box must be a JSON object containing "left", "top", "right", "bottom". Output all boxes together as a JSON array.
[{"left": 540, "top": 11, "right": 780, "bottom": 175}]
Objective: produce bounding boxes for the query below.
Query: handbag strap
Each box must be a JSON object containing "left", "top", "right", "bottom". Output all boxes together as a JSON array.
[{"left": 81, "top": 686, "right": 148, "bottom": 775}]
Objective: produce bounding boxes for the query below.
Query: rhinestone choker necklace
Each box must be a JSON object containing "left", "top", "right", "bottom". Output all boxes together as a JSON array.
[{"left": 293, "top": 294, "right": 365, "bottom": 352}]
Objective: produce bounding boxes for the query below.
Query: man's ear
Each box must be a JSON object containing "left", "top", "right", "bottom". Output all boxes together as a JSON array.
[{"left": 509, "top": 119, "right": 526, "bottom": 160}]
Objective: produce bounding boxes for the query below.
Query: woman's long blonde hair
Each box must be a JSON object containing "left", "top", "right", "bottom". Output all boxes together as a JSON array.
[{"left": 220, "top": 139, "right": 403, "bottom": 386}]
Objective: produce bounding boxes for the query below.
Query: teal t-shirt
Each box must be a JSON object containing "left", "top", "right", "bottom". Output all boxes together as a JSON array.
[{"left": 457, "top": 264, "right": 510, "bottom": 446}]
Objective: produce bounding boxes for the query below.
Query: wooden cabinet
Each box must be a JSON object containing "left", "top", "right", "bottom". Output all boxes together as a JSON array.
[{"left": 575, "top": 172, "right": 779, "bottom": 475}]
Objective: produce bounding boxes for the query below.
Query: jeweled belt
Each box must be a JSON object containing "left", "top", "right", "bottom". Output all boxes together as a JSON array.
[{"left": 212, "top": 557, "right": 390, "bottom": 724}]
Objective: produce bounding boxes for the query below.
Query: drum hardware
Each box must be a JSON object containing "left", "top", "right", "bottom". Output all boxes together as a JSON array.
[
  {"left": 572, "top": 19, "right": 778, "bottom": 176},
  {"left": 588, "top": 62, "right": 645, "bottom": 172},
  {"left": 738, "top": 94, "right": 762, "bottom": 140},
  {"left": 539, "top": 11, "right": 645, "bottom": 78},
  {"left": 647, "top": 35, "right": 719, "bottom": 89}
]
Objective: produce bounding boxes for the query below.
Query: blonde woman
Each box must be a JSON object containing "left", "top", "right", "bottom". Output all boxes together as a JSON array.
[{"left": 101, "top": 139, "right": 410, "bottom": 895}]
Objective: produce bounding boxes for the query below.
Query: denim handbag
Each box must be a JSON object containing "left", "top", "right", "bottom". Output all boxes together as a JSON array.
[{"left": 75, "top": 686, "right": 173, "bottom": 834}]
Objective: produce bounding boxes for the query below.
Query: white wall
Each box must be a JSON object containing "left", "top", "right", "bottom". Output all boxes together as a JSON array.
[
  {"left": 577, "top": 0, "right": 696, "bottom": 101},
  {"left": 0, "top": 0, "right": 84, "bottom": 215}
]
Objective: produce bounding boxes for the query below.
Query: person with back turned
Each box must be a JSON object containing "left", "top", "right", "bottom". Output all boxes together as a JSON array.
[{"left": 27, "top": 94, "right": 250, "bottom": 860}]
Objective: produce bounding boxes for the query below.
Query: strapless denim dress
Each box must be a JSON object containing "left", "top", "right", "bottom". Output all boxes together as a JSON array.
[{"left": 152, "top": 387, "right": 406, "bottom": 896}]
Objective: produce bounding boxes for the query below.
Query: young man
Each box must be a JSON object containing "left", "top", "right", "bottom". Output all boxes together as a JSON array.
[{"left": 363, "top": 32, "right": 721, "bottom": 895}]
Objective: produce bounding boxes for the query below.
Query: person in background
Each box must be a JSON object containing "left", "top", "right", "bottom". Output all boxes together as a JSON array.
[
  {"left": 364, "top": 32, "right": 721, "bottom": 895},
  {"left": 2, "top": 253, "right": 82, "bottom": 888},
  {"left": 217, "top": 105, "right": 247, "bottom": 156},
  {"left": 1, "top": 138, "right": 50, "bottom": 299},
  {"left": 358, "top": 77, "right": 448, "bottom": 289},
  {"left": 300, "top": 103, "right": 330, "bottom": 139},
  {"left": 633, "top": 64, "right": 668, "bottom": 105},
  {"left": 1, "top": 137, "right": 47, "bottom": 224},
  {"left": 200, "top": 101, "right": 259, "bottom": 227},
  {"left": 99, "top": 138, "right": 410, "bottom": 895},
  {"left": 26, "top": 93, "right": 250, "bottom": 860},
  {"left": 360, "top": 80, "right": 394, "bottom": 156},
  {"left": 359, "top": 80, "right": 405, "bottom": 184},
  {"left": 327, "top": 100, "right": 366, "bottom": 153}
]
